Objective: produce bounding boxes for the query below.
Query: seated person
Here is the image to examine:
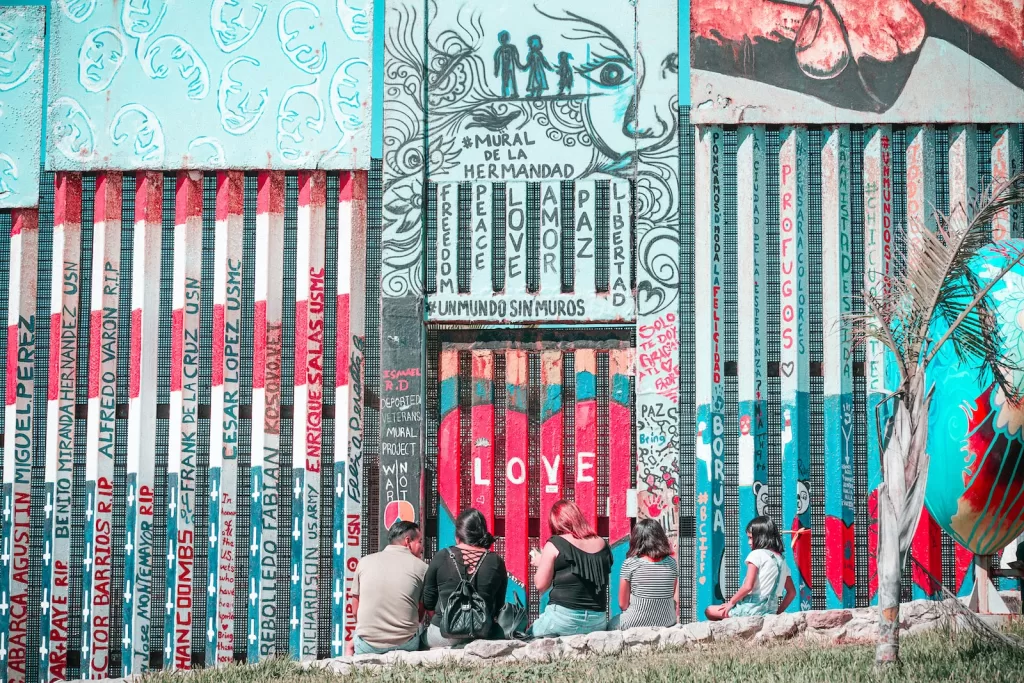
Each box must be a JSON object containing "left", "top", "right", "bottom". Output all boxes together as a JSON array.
[
  {"left": 347, "top": 521, "right": 427, "bottom": 655},
  {"left": 614, "top": 519, "right": 678, "bottom": 629},
  {"left": 422, "top": 507, "right": 509, "bottom": 648},
  {"left": 705, "top": 516, "right": 796, "bottom": 620}
]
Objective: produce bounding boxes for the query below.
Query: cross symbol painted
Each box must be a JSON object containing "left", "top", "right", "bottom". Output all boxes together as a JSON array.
[
  {"left": 208, "top": 573, "right": 216, "bottom": 596},
  {"left": 332, "top": 624, "right": 342, "bottom": 653},
  {"left": 83, "top": 547, "right": 93, "bottom": 570},
  {"left": 122, "top": 635, "right": 131, "bottom": 649},
  {"left": 45, "top": 493, "right": 53, "bottom": 517},
  {"left": 292, "top": 520, "right": 300, "bottom": 541},
  {"left": 248, "top": 631, "right": 257, "bottom": 645},
  {"left": 4, "top": 498, "right": 10, "bottom": 521},
  {"left": 43, "top": 542, "right": 51, "bottom": 564},
  {"left": 81, "top": 642, "right": 89, "bottom": 655},
  {"left": 86, "top": 494, "right": 93, "bottom": 520},
  {"left": 251, "top": 487, "right": 259, "bottom": 502},
  {"left": 210, "top": 523, "right": 217, "bottom": 548},
  {"left": 290, "top": 608, "right": 299, "bottom": 629},
  {"left": 207, "top": 618, "right": 215, "bottom": 641},
  {"left": 334, "top": 531, "right": 343, "bottom": 555},
  {"left": 125, "top": 532, "right": 133, "bottom": 556},
  {"left": 210, "top": 486, "right": 219, "bottom": 501},
  {"left": 40, "top": 589, "right": 49, "bottom": 614},
  {"left": 164, "top": 636, "right": 171, "bottom": 660},
  {"left": 249, "top": 579, "right": 257, "bottom": 606},
  {"left": 250, "top": 527, "right": 258, "bottom": 556},
  {"left": 293, "top": 478, "right": 301, "bottom": 498},
  {"left": 336, "top": 473, "right": 344, "bottom": 498},
  {"left": 333, "top": 579, "right": 342, "bottom": 605},
  {"left": 39, "top": 644, "right": 47, "bottom": 660},
  {"left": 128, "top": 485, "right": 135, "bottom": 506},
  {"left": 291, "top": 566, "right": 300, "bottom": 585},
  {"left": 168, "top": 551, "right": 175, "bottom": 569},
  {"left": 0, "top": 634, "right": 6, "bottom": 660},
  {"left": 124, "top": 579, "right": 132, "bottom": 603},
  {"left": 0, "top": 593, "right": 9, "bottom": 615},
  {"left": 169, "top": 498, "right": 176, "bottom": 514}
]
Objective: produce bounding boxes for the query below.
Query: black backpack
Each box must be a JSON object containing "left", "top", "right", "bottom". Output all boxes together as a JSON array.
[{"left": 439, "top": 549, "right": 492, "bottom": 639}]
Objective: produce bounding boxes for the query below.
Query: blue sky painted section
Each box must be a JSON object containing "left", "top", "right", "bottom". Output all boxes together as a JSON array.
[{"left": 678, "top": 0, "right": 689, "bottom": 106}]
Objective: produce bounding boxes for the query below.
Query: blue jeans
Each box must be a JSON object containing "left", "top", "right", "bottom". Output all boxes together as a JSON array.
[
  {"left": 530, "top": 604, "right": 608, "bottom": 638},
  {"left": 354, "top": 632, "right": 421, "bottom": 655}
]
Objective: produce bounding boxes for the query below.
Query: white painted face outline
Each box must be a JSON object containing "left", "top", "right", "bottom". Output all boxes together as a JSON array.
[
  {"left": 0, "top": 152, "right": 17, "bottom": 199},
  {"left": 188, "top": 136, "right": 225, "bottom": 166},
  {"left": 121, "top": 0, "right": 168, "bottom": 43},
  {"left": 110, "top": 103, "right": 165, "bottom": 165},
  {"left": 217, "top": 56, "right": 269, "bottom": 136},
  {"left": 278, "top": 1, "right": 327, "bottom": 75},
  {"left": 143, "top": 35, "right": 210, "bottom": 100},
  {"left": 276, "top": 78, "right": 323, "bottom": 164},
  {"left": 211, "top": 0, "right": 268, "bottom": 53},
  {"left": 58, "top": 0, "right": 97, "bottom": 24},
  {"left": 336, "top": 0, "right": 369, "bottom": 42},
  {"left": 328, "top": 57, "right": 368, "bottom": 155},
  {"left": 78, "top": 27, "right": 126, "bottom": 94},
  {"left": 796, "top": 480, "right": 810, "bottom": 516},
  {"left": 50, "top": 97, "right": 96, "bottom": 162},
  {"left": 0, "top": 19, "right": 43, "bottom": 92}
]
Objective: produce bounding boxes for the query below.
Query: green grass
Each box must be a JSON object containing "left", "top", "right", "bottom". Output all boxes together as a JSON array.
[{"left": 146, "top": 626, "right": 1024, "bottom": 683}]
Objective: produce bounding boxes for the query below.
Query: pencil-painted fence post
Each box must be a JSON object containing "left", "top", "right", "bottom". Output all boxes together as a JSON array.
[
  {"left": 779, "top": 126, "right": 811, "bottom": 611},
  {"left": 736, "top": 126, "right": 767, "bottom": 564},
  {"left": 694, "top": 126, "right": 725, "bottom": 616},
  {"left": 821, "top": 126, "right": 856, "bottom": 609}
]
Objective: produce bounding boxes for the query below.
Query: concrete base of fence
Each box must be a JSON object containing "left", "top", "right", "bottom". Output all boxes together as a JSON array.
[{"left": 295, "top": 596, "right": 1021, "bottom": 675}]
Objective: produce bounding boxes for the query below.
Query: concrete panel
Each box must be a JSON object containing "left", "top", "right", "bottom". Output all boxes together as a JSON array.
[
  {"left": 691, "top": 0, "right": 1024, "bottom": 124},
  {"left": 0, "top": 6, "right": 45, "bottom": 208},
  {"left": 46, "top": 0, "right": 372, "bottom": 170}
]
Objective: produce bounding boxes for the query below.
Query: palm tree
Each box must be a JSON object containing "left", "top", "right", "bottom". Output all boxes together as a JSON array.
[{"left": 850, "top": 172, "right": 1024, "bottom": 667}]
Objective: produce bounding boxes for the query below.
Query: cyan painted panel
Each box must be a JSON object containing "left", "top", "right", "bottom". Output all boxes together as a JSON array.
[
  {"left": 47, "top": 0, "right": 372, "bottom": 170},
  {"left": 0, "top": 5, "right": 45, "bottom": 208}
]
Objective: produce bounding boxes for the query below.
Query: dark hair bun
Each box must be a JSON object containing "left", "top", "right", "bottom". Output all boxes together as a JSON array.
[{"left": 455, "top": 508, "right": 495, "bottom": 549}]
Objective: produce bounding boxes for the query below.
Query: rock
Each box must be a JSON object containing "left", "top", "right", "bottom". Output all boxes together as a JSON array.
[
  {"left": 842, "top": 615, "right": 877, "bottom": 642},
  {"left": 563, "top": 634, "right": 590, "bottom": 651},
  {"left": 325, "top": 660, "right": 353, "bottom": 675},
  {"left": 350, "top": 653, "right": 384, "bottom": 666},
  {"left": 463, "top": 639, "right": 521, "bottom": 659},
  {"left": 755, "top": 612, "right": 805, "bottom": 641},
  {"left": 623, "top": 627, "right": 661, "bottom": 647},
  {"left": 514, "top": 638, "right": 567, "bottom": 662},
  {"left": 900, "top": 599, "right": 942, "bottom": 624},
  {"left": 660, "top": 622, "right": 713, "bottom": 648},
  {"left": 710, "top": 616, "right": 763, "bottom": 640},
  {"left": 806, "top": 610, "right": 852, "bottom": 630},
  {"left": 803, "top": 626, "right": 847, "bottom": 644},
  {"left": 585, "top": 631, "right": 624, "bottom": 655}
]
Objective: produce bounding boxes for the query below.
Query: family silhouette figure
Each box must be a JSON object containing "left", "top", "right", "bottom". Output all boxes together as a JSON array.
[{"left": 493, "top": 31, "right": 572, "bottom": 99}]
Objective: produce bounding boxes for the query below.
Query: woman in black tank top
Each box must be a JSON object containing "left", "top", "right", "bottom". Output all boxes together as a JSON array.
[{"left": 529, "top": 500, "right": 612, "bottom": 637}]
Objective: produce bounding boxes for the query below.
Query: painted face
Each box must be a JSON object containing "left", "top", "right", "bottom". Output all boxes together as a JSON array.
[
  {"left": 110, "top": 104, "right": 165, "bottom": 164},
  {"left": 329, "top": 57, "right": 369, "bottom": 155},
  {"left": 336, "top": 0, "right": 369, "bottom": 42},
  {"left": 50, "top": 97, "right": 96, "bottom": 161},
  {"left": 217, "top": 56, "right": 269, "bottom": 135},
  {"left": 0, "top": 153, "right": 17, "bottom": 200},
  {"left": 121, "top": 0, "right": 168, "bottom": 42},
  {"left": 211, "top": 0, "right": 268, "bottom": 53},
  {"left": 277, "top": 79, "right": 324, "bottom": 163},
  {"left": 188, "top": 137, "right": 225, "bottom": 166},
  {"left": 796, "top": 481, "right": 810, "bottom": 516},
  {"left": 143, "top": 36, "right": 210, "bottom": 100},
  {"left": 58, "top": 0, "right": 97, "bottom": 24},
  {"left": 0, "top": 20, "right": 42, "bottom": 92},
  {"left": 278, "top": 1, "right": 327, "bottom": 75},
  {"left": 78, "top": 27, "right": 126, "bottom": 93},
  {"left": 753, "top": 482, "right": 769, "bottom": 517}
]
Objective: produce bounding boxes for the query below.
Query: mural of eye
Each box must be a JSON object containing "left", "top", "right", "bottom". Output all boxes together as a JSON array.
[
  {"left": 188, "top": 136, "right": 226, "bottom": 166},
  {"left": 578, "top": 56, "right": 632, "bottom": 88},
  {"left": 211, "top": 0, "right": 268, "bottom": 54},
  {"left": 0, "top": 152, "right": 17, "bottom": 199},
  {"left": 278, "top": 0, "right": 328, "bottom": 75},
  {"left": 57, "top": 0, "right": 97, "bottom": 24},
  {"left": 336, "top": 0, "right": 369, "bottom": 42},
  {"left": 78, "top": 27, "right": 127, "bottom": 94},
  {"left": 49, "top": 96, "right": 96, "bottom": 161},
  {"left": 328, "top": 56, "right": 368, "bottom": 155},
  {"left": 110, "top": 103, "right": 165, "bottom": 165},
  {"left": 0, "top": 19, "right": 43, "bottom": 92},
  {"left": 121, "top": 0, "right": 168, "bottom": 43},
  {"left": 217, "top": 56, "right": 269, "bottom": 135},
  {"left": 142, "top": 35, "right": 210, "bottom": 100},
  {"left": 276, "top": 77, "right": 324, "bottom": 163}
]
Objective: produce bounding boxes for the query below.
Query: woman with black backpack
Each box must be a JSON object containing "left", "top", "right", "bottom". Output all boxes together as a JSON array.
[{"left": 421, "top": 508, "right": 509, "bottom": 648}]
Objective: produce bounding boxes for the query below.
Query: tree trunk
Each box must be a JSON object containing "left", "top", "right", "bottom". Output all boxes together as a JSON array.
[{"left": 874, "top": 368, "right": 931, "bottom": 667}]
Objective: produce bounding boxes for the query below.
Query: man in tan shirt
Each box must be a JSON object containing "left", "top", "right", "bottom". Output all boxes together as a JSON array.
[{"left": 348, "top": 520, "right": 428, "bottom": 655}]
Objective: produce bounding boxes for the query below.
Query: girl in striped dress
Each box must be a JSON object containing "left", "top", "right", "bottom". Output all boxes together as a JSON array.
[{"left": 614, "top": 519, "right": 678, "bottom": 629}]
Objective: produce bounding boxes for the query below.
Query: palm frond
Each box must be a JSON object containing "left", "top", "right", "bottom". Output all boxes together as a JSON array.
[{"left": 850, "top": 172, "right": 1024, "bottom": 400}]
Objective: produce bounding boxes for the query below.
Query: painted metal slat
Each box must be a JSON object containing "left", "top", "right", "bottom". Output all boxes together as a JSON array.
[
  {"left": 470, "top": 352, "right": 495, "bottom": 531},
  {"left": 540, "top": 182, "right": 561, "bottom": 296},
  {"left": 573, "top": 182, "right": 596, "bottom": 299},
  {"left": 436, "top": 184, "right": 457, "bottom": 296},
  {"left": 470, "top": 184, "right": 492, "bottom": 296},
  {"left": 608, "top": 180, "right": 630, "bottom": 307},
  {"left": 505, "top": 184, "right": 527, "bottom": 297},
  {"left": 256, "top": 171, "right": 285, "bottom": 660},
  {"left": 821, "top": 126, "right": 856, "bottom": 609},
  {"left": 863, "top": 126, "right": 894, "bottom": 605},
  {"left": 694, "top": 126, "right": 725, "bottom": 615},
  {"left": 608, "top": 350, "right": 632, "bottom": 549},
  {"left": 503, "top": 350, "right": 529, "bottom": 605},
  {"left": 437, "top": 351, "right": 460, "bottom": 552},
  {"left": 7, "top": 209, "right": 38, "bottom": 683},
  {"left": 991, "top": 125, "right": 1020, "bottom": 240},
  {"left": 47, "top": 174, "right": 82, "bottom": 681},
  {"left": 539, "top": 350, "right": 563, "bottom": 548},
  {"left": 736, "top": 126, "right": 767, "bottom": 566},
  {"left": 948, "top": 125, "right": 978, "bottom": 225},
  {"left": 779, "top": 126, "right": 811, "bottom": 612},
  {"left": 574, "top": 350, "right": 598, "bottom": 531},
  {"left": 905, "top": 127, "right": 943, "bottom": 601},
  {"left": 85, "top": 173, "right": 122, "bottom": 679}
]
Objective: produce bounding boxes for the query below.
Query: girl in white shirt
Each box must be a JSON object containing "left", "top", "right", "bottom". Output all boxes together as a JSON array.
[{"left": 705, "top": 516, "right": 796, "bottom": 620}]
